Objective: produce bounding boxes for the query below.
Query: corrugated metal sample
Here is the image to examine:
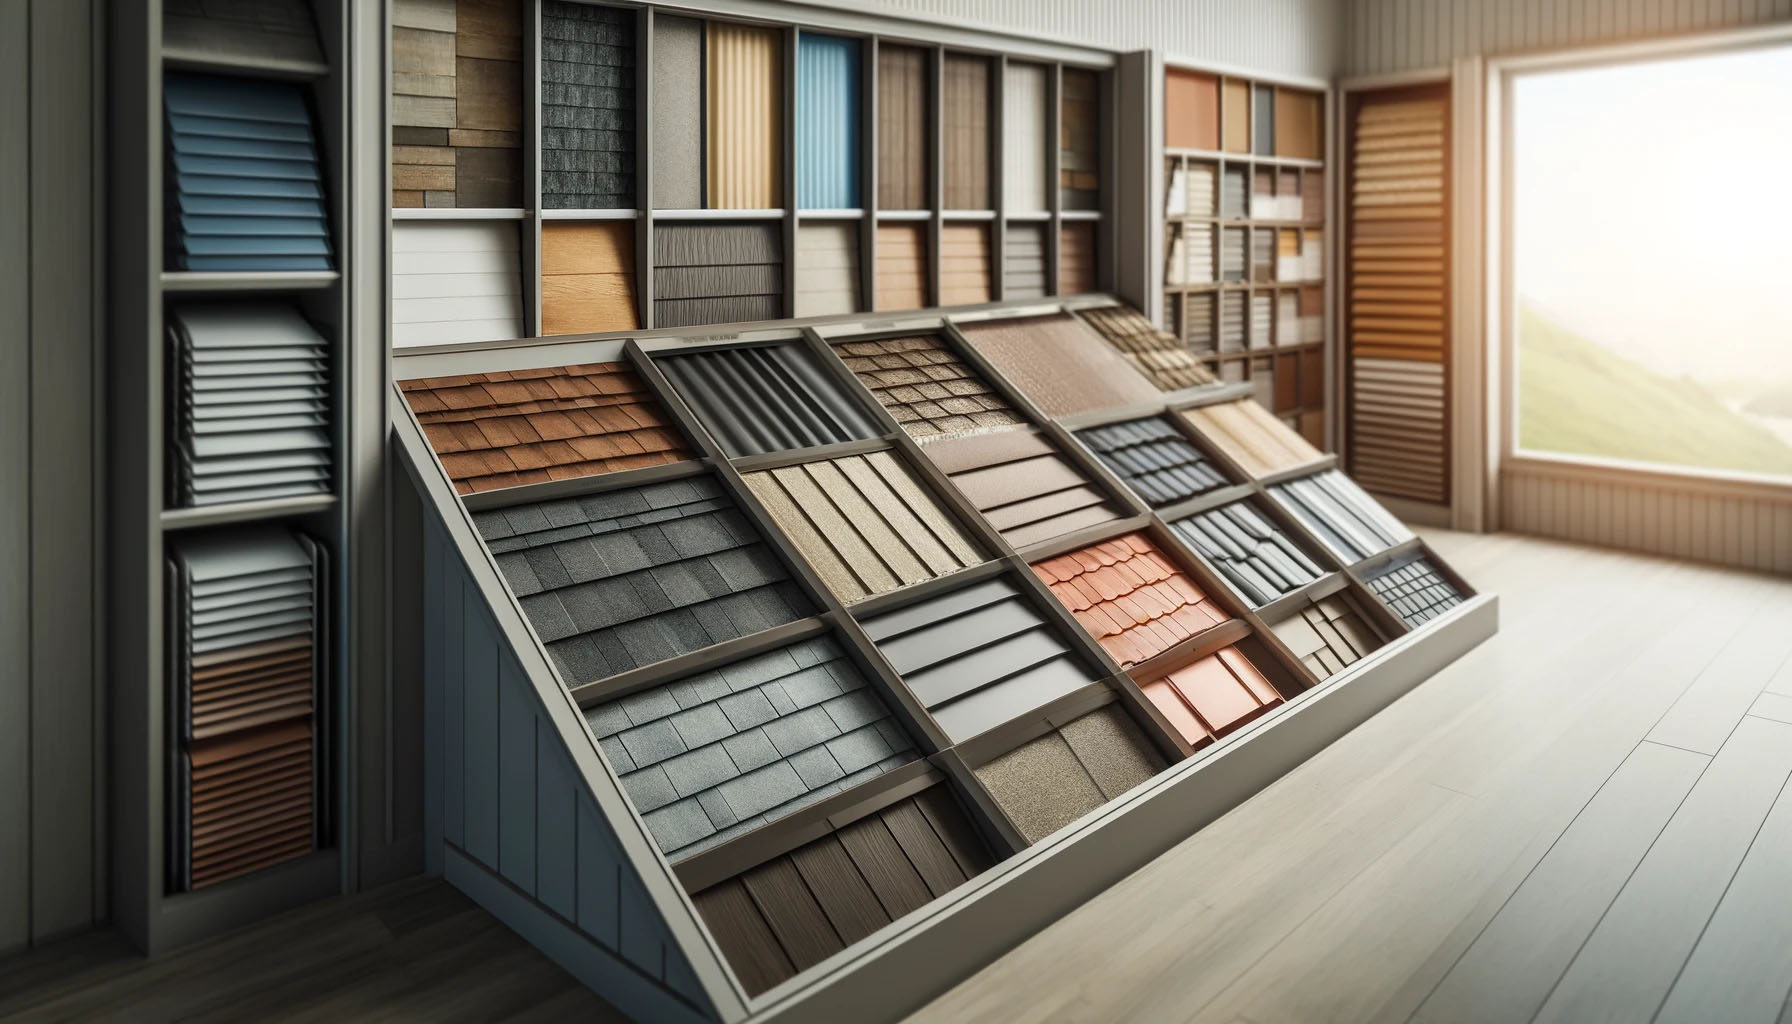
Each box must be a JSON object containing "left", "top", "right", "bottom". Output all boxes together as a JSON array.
[
  {"left": 587, "top": 634, "right": 919, "bottom": 861},
  {"left": 860, "top": 577, "right": 1102, "bottom": 742},
  {"left": 1060, "top": 67, "right": 1099, "bottom": 210},
  {"left": 957, "top": 314, "right": 1161, "bottom": 418},
  {"left": 651, "top": 13, "right": 703, "bottom": 209},
  {"left": 1252, "top": 83, "right": 1275, "bottom": 155},
  {"left": 652, "top": 222, "right": 782, "bottom": 327},
  {"left": 975, "top": 705, "right": 1166, "bottom": 844},
  {"left": 1270, "top": 594, "right": 1380, "bottom": 680},
  {"left": 654, "top": 342, "right": 881, "bottom": 457},
  {"left": 391, "top": 220, "right": 523, "bottom": 347},
  {"left": 943, "top": 53, "right": 991, "bottom": 209},
  {"left": 399, "top": 360, "right": 690, "bottom": 494},
  {"left": 1060, "top": 222, "right": 1098, "bottom": 294},
  {"left": 391, "top": 0, "right": 524, "bottom": 208},
  {"left": 1076, "top": 417, "right": 1230, "bottom": 507},
  {"left": 1221, "top": 78, "right": 1249, "bottom": 152},
  {"left": 1031, "top": 533, "right": 1226, "bottom": 667},
  {"left": 474, "top": 476, "right": 812, "bottom": 684},
  {"left": 878, "top": 44, "right": 929, "bottom": 210},
  {"left": 1269, "top": 469, "right": 1413, "bottom": 564},
  {"left": 540, "top": 220, "right": 639, "bottom": 335},
  {"left": 796, "top": 34, "right": 860, "bottom": 210},
  {"left": 1002, "top": 61, "right": 1049, "bottom": 212},
  {"left": 541, "top": 1, "right": 635, "bottom": 210},
  {"left": 743, "top": 451, "right": 984, "bottom": 603},
  {"left": 1363, "top": 554, "right": 1464, "bottom": 627},
  {"left": 1074, "top": 304, "right": 1218, "bottom": 392},
  {"left": 874, "top": 222, "right": 929, "bottom": 311},
  {"left": 831, "top": 333, "right": 1026, "bottom": 441},
  {"left": 164, "top": 0, "right": 322, "bottom": 67},
  {"left": 926, "top": 429, "right": 1123, "bottom": 549},
  {"left": 1164, "top": 68, "right": 1218, "bottom": 151},
  {"left": 706, "top": 21, "right": 782, "bottom": 210},
  {"left": 1138, "top": 646, "right": 1281, "bottom": 749},
  {"left": 794, "top": 222, "right": 860, "bottom": 317},
  {"left": 1003, "top": 223, "right": 1048, "bottom": 300},
  {"left": 1180, "top": 398, "right": 1321, "bottom": 478},
  {"left": 1169, "top": 501, "right": 1326, "bottom": 606},
  {"left": 939, "top": 223, "right": 993, "bottom": 306}
]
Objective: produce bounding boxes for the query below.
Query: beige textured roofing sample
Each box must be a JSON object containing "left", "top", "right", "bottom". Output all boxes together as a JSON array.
[
  {"left": 975, "top": 705, "right": 1167, "bottom": 844},
  {"left": 956, "top": 314, "right": 1161, "bottom": 418},
  {"left": 1179, "top": 398, "right": 1323, "bottom": 478},
  {"left": 1073, "top": 305, "right": 1218, "bottom": 392}
]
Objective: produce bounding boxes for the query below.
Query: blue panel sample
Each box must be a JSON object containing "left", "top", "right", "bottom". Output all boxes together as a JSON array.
[{"left": 796, "top": 34, "right": 860, "bottom": 210}]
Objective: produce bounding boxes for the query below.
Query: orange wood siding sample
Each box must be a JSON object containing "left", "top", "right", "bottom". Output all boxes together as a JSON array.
[
  {"left": 1060, "top": 67, "right": 1100, "bottom": 210},
  {"left": 939, "top": 223, "right": 992, "bottom": 306},
  {"left": 956, "top": 314, "right": 1161, "bottom": 418},
  {"left": 1164, "top": 68, "right": 1219, "bottom": 151},
  {"left": 1220, "top": 78, "right": 1250, "bottom": 153},
  {"left": 539, "top": 221, "right": 638, "bottom": 335},
  {"left": 874, "top": 222, "right": 928, "bottom": 311},
  {"left": 1031, "top": 533, "right": 1226, "bottom": 667},
  {"left": 1275, "top": 87, "right": 1323, "bottom": 160},
  {"left": 1180, "top": 397, "right": 1323, "bottom": 478},
  {"left": 943, "top": 53, "right": 991, "bottom": 209},
  {"left": 878, "top": 44, "right": 929, "bottom": 210},
  {"left": 1059, "top": 221, "right": 1098, "bottom": 294},
  {"left": 1139, "top": 646, "right": 1283, "bottom": 749},
  {"left": 706, "top": 21, "right": 782, "bottom": 210}
]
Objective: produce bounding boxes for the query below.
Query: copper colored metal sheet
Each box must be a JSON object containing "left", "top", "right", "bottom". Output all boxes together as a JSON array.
[
  {"left": 1140, "top": 644, "right": 1283, "bottom": 748},
  {"left": 956, "top": 314, "right": 1161, "bottom": 419},
  {"left": 925, "top": 430, "right": 1122, "bottom": 550},
  {"left": 832, "top": 333, "right": 1027, "bottom": 441},
  {"left": 1030, "top": 532, "right": 1227, "bottom": 667},
  {"left": 1072, "top": 304, "right": 1218, "bottom": 392}
]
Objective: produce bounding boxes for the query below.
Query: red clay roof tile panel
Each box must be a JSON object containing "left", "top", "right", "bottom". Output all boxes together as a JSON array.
[
  {"left": 1143, "top": 646, "right": 1284, "bottom": 743},
  {"left": 1029, "top": 531, "right": 1223, "bottom": 668}
]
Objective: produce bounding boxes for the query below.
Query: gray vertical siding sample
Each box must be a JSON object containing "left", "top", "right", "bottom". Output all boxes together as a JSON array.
[
  {"left": 1252, "top": 83, "right": 1274, "bottom": 155},
  {"left": 0, "top": 0, "right": 30, "bottom": 951},
  {"left": 652, "top": 15, "right": 703, "bottom": 209},
  {"left": 653, "top": 222, "right": 784, "bottom": 327},
  {"left": 542, "top": 2, "right": 635, "bottom": 209},
  {"left": 1003, "top": 223, "right": 1048, "bottom": 300},
  {"left": 653, "top": 342, "right": 882, "bottom": 457}
]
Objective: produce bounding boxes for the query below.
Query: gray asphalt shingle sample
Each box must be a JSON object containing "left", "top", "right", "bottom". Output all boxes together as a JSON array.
[
  {"left": 1269, "top": 470, "right": 1414, "bottom": 564},
  {"left": 654, "top": 342, "right": 883, "bottom": 458},
  {"left": 541, "top": 1, "right": 635, "bottom": 209},
  {"left": 1170, "top": 501, "right": 1327, "bottom": 606},
  {"left": 587, "top": 634, "right": 919, "bottom": 860},
  {"left": 1363, "top": 555, "right": 1465, "bottom": 627},
  {"left": 1077, "top": 417, "right": 1231, "bottom": 507},
  {"left": 474, "top": 476, "right": 811, "bottom": 685}
]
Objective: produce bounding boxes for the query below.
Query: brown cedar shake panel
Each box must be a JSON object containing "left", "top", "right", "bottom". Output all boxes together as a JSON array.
[
  {"left": 939, "top": 223, "right": 992, "bottom": 306},
  {"left": 400, "top": 360, "right": 689, "bottom": 494},
  {"left": 540, "top": 221, "right": 639, "bottom": 335},
  {"left": 651, "top": 14, "right": 703, "bottom": 209},
  {"left": 830, "top": 333, "right": 1026, "bottom": 441},
  {"left": 1179, "top": 398, "right": 1322, "bottom": 478},
  {"left": 1269, "top": 594, "right": 1382, "bottom": 680},
  {"left": 1169, "top": 501, "right": 1328, "bottom": 607},
  {"left": 689, "top": 783, "right": 994, "bottom": 995},
  {"left": 874, "top": 222, "right": 929, "bottom": 311},
  {"left": 1363, "top": 554, "right": 1465, "bottom": 627},
  {"left": 956, "top": 314, "right": 1160, "bottom": 419},
  {"left": 1164, "top": 68, "right": 1219, "bottom": 152},
  {"left": 391, "top": 0, "right": 523, "bottom": 208},
  {"left": 1073, "top": 304, "right": 1218, "bottom": 392},
  {"left": 925, "top": 430, "right": 1123, "bottom": 549},
  {"left": 975, "top": 705, "right": 1165, "bottom": 844},
  {"left": 653, "top": 342, "right": 882, "bottom": 458},
  {"left": 943, "top": 53, "right": 991, "bottom": 209},
  {"left": 1030, "top": 533, "right": 1226, "bottom": 668},
  {"left": 877, "top": 43, "right": 929, "bottom": 211}
]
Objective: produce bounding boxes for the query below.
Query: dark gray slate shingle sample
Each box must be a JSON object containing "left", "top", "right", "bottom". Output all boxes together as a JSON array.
[
  {"left": 588, "top": 634, "right": 919, "bottom": 860},
  {"left": 1077, "top": 417, "right": 1231, "bottom": 507},
  {"left": 654, "top": 342, "right": 883, "bottom": 458},
  {"left": 474, "top": 476, "right": 811, "bottom": 684},
  {"left": 1170, "top": 501, "right": 1326, "bottom": 606},
  {"left": 1363, "top": 554, "right": 1465, "bottom": 627},
  {"left": 653, "top": 223, "right": 783, "bottom": 328},
  {"left": 1269, "top": 470, "right": 1415, "bottom": 564},
  {"left": 541, "top": 2, "right": 634, "bottom": 210}
]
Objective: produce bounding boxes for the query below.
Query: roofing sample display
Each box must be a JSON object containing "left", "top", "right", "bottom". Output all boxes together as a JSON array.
[
  {"left": 1270, "top": 470, "right": 1415, "bottom": 564},
  {"left": 1076, "top": 417, "right": 1230, "bottom": 507},
  {"left": 391, "top": 0, "right": 523, "bottom": 208},
  {"left": 832, "top": 334, "right": 1025, "bottom": 441},
  {"left": 1364, "top": 555, "right": 1465, "bottom": 627},
  {"left": 399, "top": 361, "right": 689, "bottom": 494},
  {"left": 168, "top": 303, "right": 331, "bottom": 507},
  {"left": 1073, "top": 305, "right": 1219, "bottom": 392},
  {"left": 163, "top": 0, "right": 322, "bottom": 66},
  {"left": 540, "top": 220, "right": 638, "bottom": 334},
  {"left": 474, "top": 477, "right": 811, "bottom": 685},
  {"left": 654, "top": 343, "right": 881, "bottom": 458},
  {"left": 957, "top": 314, "right": 1161, "bottom": 419},
  {"left": 860, "top": 577, "right": 1102, "bottom": 742},
  {"left": 975, "top": 705, "right": 1166, "bottom": 844},
  {"left": 541, "top": 1, "right": 635, "bottom": 209},
  {"left": 1031, "top": 533, "right": 1227, "bottom": 667},
  {"left": 743, "top": 451, "right": 983, "bottom": 604},
  {"left": 1271, "top": 594, "right": 1381, "bottom": 679},
  {"left": 1179, "top": 398, "right": 1323, "bottom": 478},
  {"left": 653, "top": 222, "right": 783, "bottom": 328},
  {"left": 587, "top": 635, "right": 918, "bottom": 861},
  {"left": 689, "top": 782, "right": 994, "bottom": 995},
  {"left": 925, "top": 430, "right": 1123, "bottom": 550},
  {"left": 391, "top": 220, "right": 524, "bottom": 348},
  {"left": 1169, "top": 502, "right": 1327, "bottom": 606},
  {"left": 1138, "top": 646, "right": 1282, "bottom": 749}
]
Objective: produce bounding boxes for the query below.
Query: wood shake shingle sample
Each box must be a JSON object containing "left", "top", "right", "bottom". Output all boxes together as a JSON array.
[
  {"left": 540, "top": 220, "right": 638, "bottom": 334},
  {"left": 163, "top": 0, "right": 322, "bottom": 67},
  {"left": 399, "top": 360, "right": 689, "bottom": 494},
  {"left": 474, "top": 477, "right": 811, "bottom": 685},
  {"left": 653, "top": 222, "right": 783, "bottom": 328},
  {"left": 1270, "top": 470, "right": 1414, "bottom": 564},
  {"left": 391, "top": 0, "right": 523, "bottom": 209},
  {"left": 1031, "top": 533, "right": 1227, "bottom": 667},
  {"left": 1364, "top": 555, "right": 1465, "bottom": 627},
  {"left": 588, "top": 635, "right": 918, "bottom": 861},
  {"left": 1169, "top": 502, "right": 1326, "bottom": 607},
  {"left": 956, "top": 314, "right": 1161, "bottom": 419},
  {"left": 1180, "top": 398, "right": 1323, "bottom": 478},
  {"left": 925, "top": 430, "right": 1123, "bottom": 550},
  {"left": 540, "top": 1, "right": 635, "bottom": 209},
  {"left": 689, "top": 782, "right": 994, "bottom": 995},
  {"left": 1138, "top": 646, "right": 1283, "bottom": 749},
  {"left": 654, "top": 342, "right": 881, "bottom": 458},
  {"left": 1076, "top": 417, "right": 1231, "bottom": 508},
  {"left": 391, "top": 220, "right": 524, "bottom": 347},
  {"left": 860, "top": 577, "right": 1103, "bottom": 742},
  {"left": 1270, "top": 594, "right": 1381, "bottom": 679},
  {"left": 743, "top": 451, "right": 983, "bottom": 604},
  {"left": 831, "top": 333, "right": 1026, "bottom": 441},
  {"left": 1073, "top": 305, "right": 1219, "bottom": 392},
  {"left": 975, "top": 705, "right": 1166, "bottom": 844}
]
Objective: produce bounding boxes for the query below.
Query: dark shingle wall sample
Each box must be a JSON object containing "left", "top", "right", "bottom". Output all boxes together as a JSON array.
[
  {"left": 925, "top": 430, "right": 1122, "bottom": 550},
  {"left": 689, "top": 782, "right": 993, "bottom": 995},
  {"left": 163, "top": 0, "right": 323, "bottom": 66},
  {"left": 1270, "top": 470, "right": 1414, "bottom": 564},
  {"left": 1170, "top": 502, "right": 1326, "bottom": 607},
  {"left": 1138, "top": 646, "right": 1283, "bottom": 750},
  {"left": 1073, "top": 305, "right": 1218, "bottom": 392},
  {"left": 654, "top": 342, "right": 881, "bottom": 458},
  {"left": 1270, "top": 594, "right": 1380, "bottom": 680},
  {"left": 1003, "top": 223, "right": 1047, "bottom": 300},
  {"left": 587, "top": 635, "right": 918, "bottom": 861},
  {"left": 164, "top": 73, "right": 331, "bottom": 272},
  {"left": 831, "top": 334, "right": 1026, "bottom": 442},
  {"left": 1031, "top": 533, "right": 1226, "bottom": 667},
  {"left": 652, "top": 223, "right": 783, "bottom": 328},
  {"left": 860, "top": 577, "right": 1102, "bottom": 743},
  {"left": 1077, "top": 417, "right": 1230, "bottom": 508},
  {"left": 1364, "top": 555, "right": 1465, "bottom": 627},
  {"left": 541, "top": 1, "right": 634, "bottom": 210},
  {"left": 474, "top": 477, "right": 811, "bottom": 685},
  {"left": 974, "top": 705, "right": 1165, "bottom": 844}
]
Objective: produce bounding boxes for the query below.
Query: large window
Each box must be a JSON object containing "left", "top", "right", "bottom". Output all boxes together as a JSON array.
[{"left": 1512, "top": 43, "right": 1792, "bottom": 479}]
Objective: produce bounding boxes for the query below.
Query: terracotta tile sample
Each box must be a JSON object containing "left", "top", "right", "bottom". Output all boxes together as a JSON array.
[
  {"left": 742, "top": 450, "right": 983, "bottom": 604},
  {"left": 1169, "top": 501, "right": 1327, "bottom": 607},
  {"left": 1270, "top": 594, "right": 1382, "bottom": 680},
  {"left": 400, "top": 360, "right": 690, "bottom": 495},
  {"left": 473, "top": 476, "right": 811, "bottom": 685},
  {"left": 975, "top": 705, "right": 1167, "bottom": 844},
  {"left": 831, "top": 333, "right": 1026, "bottom": 441},
  {"left": 1139, "top": 646, "right": 1283, "bottom": 749},
  {"left": 1076, "top": 417, "right": 1231, "bottom": 508},
  {"left": 654, "top": 342, "right": 882, "bottom": 458},
  {"left": 1030, "top": 533, "right": 1227, "bottom": 668},
  {"left": 1073, "top": 305, "right": 1218, "bottom": 392},
  {"left": 1364, "top": 555, "right": 1465, "bottom": 628},
  {"left": 1270, "top": 470, "right": 1414, "bottom": 564},
  {"left": 957, "top": 314, "right": 1162, "bottom": 419},
  {"left": 925, "top": 430, "right": 1123, "bottom": 550},
  {"left": 1179, "top": 398, "right": 1323, "bottom": 478},
  {"left": 588, "top": 635, "right": 918, "bottom": 861}
]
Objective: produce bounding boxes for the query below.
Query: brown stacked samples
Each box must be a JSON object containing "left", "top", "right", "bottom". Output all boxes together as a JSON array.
[
  {"left": 1074, "top": 304, "right": 1219, "bottom": 392},
  {"left": 391, "top": 0, "right": 524, "bottom": 208}
]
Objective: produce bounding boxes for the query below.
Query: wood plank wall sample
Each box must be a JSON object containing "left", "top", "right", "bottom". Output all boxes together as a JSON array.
[
  {"left": 1346, "top": 85, "right": 1451, "bottom": 505},
  {"left": 796, "top": 34, "right": 860, "bottom": 210},
  {"left": 1074, "top": 304, "right": 1217, "bottom": 392},
  {"left": 1003, "top": 223, "right": 1048, "bottom": 300},
  {"left": 939, "top": 223, "right": 992, "bottom": 306},
  {"left": 652, "top": 222, "right": 783, "bottom": 327},
  {"left": 1276, "top": 87, "right": 1322, "bottom": 160},
  {"left": 651, "top": 14, "right": 703, "bottom": 209},
  {"left": 472, "top": 477, "right": 812, "bottom": 684},
  {"left": 743, "top": 451, "right": 984, "bottom": 604},
  {"left": 1169, "top": 502, "right": 1326, "bottom": 607},
  {"left": 859, "top": 577, "right": 1103, "bottom": 742},
  {"left": 1002, "top": 61, "right": 1049, "bottom": 212},
  {"left": 586, "top": 635, "right": 919, "bottom": 861},
  {"left": 1060, "top": 67, "right": 1100, "bottom": 210},
  {"left": 1269, "top": 469, "right": 1413, "bottom": 564},
  {"left": 688, "top": 783, "right": 994, "bottom": 995},
  {"left": 831, "top": 333, "right": 1026, "bottom": 441},
  {"left": 399, "top": 360, "right": 689, "bottom": 494},
  {"left": 957, "top": 314, "right": 1161, "bottom": 419},
  {"left": 877, "top": 44, "right": 929, "bottom": 210},
  {"left": 1138, "top": 646, "right": 1282, "bottom": 750},
  {"left": 974, "top": 705, "right": 1166, "bottom": 844},
  {"left": 706, "top": 22, "right": 783, "bottom": 210},
  {"left": 794, "top": 223, "right": 860, "bottom": 317},
  {"left": 391, "top": 0, "right": 524, "bottom": 209},
  {"left": 1269, "top": 594, "right": 1380, "bottom": 680},
  {"left": 1179, "top": 398, "right": 1322, "bottom": 478},
  {"left": 1076, "top": 417, "right": 1231, "bottom": 507},
  {"left": 1363, "top": 554, "right": 1464, "bottom": 627},
  {"left": 1031, "top": 533, "right": 1226, "bottom": 667},
  {"left": 1252, "top": 83, "right": 1275, "bottom": 156},
  {"left": 1060, "top": 222, "right": 1098, "bottom": 294},
  {"left": 540, "top": 221, "right": 639, "bottom": 335},
  {"left": 926, "top": 430, "right": 1123, "bottom": 550},
  {"left": 541, "top": 1, "right": 635, "bottom": 210},
  {"left": 654, "top": 342, "right": 881, "bottom": 457},
  {"left": 943, "top": 54, "right": 992, "bottom": 209},
  {"left": 1164, "top": 68, "right": 1219, "bottom": 151},
  {"left": 1221, "top": 78, "right": 1250, "bottom": 153},
  {"left": 874, "top": 223, "right": 929, "bottom": 311},
  {"left": 163, "top": 0, "right": 323, "bottom": 67},
  {"left": 391, "top": 221, "right": 523, "bottom": 347}
]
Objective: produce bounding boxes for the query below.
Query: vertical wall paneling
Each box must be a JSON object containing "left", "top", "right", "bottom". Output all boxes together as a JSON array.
[
  {"left": 1251, "top": 83, "right": 1275, "bottom": 155},
  {"left": 1060, "top": 67, "right": 1099, "bottom": 210},
  {"left": 1164, "top": 68, "right": 1219, "bottom": 151},
  {"left": 0, "top": 0, "right": 29, "bottom": 953},
  {"left": 797, "top": 33, "right": 860, "bottom": 210},
  {"left": 651, "top": 14, "right": 702, "bottom": 209},
  {"left": 1275, "top": 87, "right": 1322, "bottom": 159},
  {"left": 943, "top": 53, "right": 991, "bottom": 209},
  {"left": 1002, "top": 61, "right": 1048, "bottom": 212},
  {"left": 706, "top": 22, "right": 783, "bottom": 210},
  {"left": 877, "top": 43, "right": 929, "bottom": 210},
  {"left": 1220, "top": 78, "right": 1250, "bottom": 152}
]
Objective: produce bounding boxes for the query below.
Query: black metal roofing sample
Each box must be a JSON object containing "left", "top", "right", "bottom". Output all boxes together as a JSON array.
[
  {"left": 1364, "top": 555, "right": 1465, "bottom": 627},
  {"left": 858, "top": 577, "right": 1102, "bottom": 742},
  {"left": 653, "top": 343, "right": 883, "bottom": 458},
  {"left": 1076, "top": 417, "right": 1231, "bottom": 507},
  {"left": 587, "top": 634, "right": 919, "bottom": 861},
  {"left": 474, "top": 476, "right": 811, "bottom": 684},
  {"left": 1269, "top": 470, "right": 1414, "bottom": 564},
  {"left": 1169, "top": 501, "right": 1326, "bottom": 606}
]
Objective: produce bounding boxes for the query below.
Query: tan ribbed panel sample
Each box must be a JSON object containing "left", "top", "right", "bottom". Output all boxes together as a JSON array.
[
  {"left": 794, "top": 222, "right": 860, "bottom": 317},
  {"left": 706, "top": 22, "right": 782, "bottom": 210},
  {"left": 540, "top": 221, "right": 638, "bottom": 335},
  {"left": 1220, "top": 78, "right": 1250, "bottom": 153},
  {"left": 1275, "top": 87, "right": 1323, "bottom": 159},
  {"left": 875, "top": 222, "right": 928, "bottom": 311},
  {"left": 878, "top": 44, "right": 929, "bottom": 210},
  {"left": 939, "top": 224, "right": 992, "bottom": 306},
  {"left": 943, "top": 54, "right": 991, "bottom": 209},
  {"left": 1180, "top": 398, "right": 1323, "bottom": 478},
  {"left": 1164, "top": 68, "right": 1218, "bottom": 151},
  {"left": 1347, "top": 85, "right": 1449, "bottom": 504},
  {"left": 1060, "top": 222, "right": 1098, "bottom": 294}
]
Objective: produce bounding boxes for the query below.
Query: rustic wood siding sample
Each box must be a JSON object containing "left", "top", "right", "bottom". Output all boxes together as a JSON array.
[
  {"left": 163, "top": 0, "right": 323, "bottom": 68},
  {"left": 874, "top": 222, "right": 928, "bottom": 311},
  {"left": 744, "top": 451, "right": 983, "bottom": 604},
  {"left": 1169, "top": 501, "right": 1327, "bottom": 607},
  {"left": 976, "top": 705, "right": 1166, "bottom": 844},
  {"left": 943, "top": 54, "right": 991, "bottom": 209},
  {"left": 1139, "top": 646, "right": 1283, "bottom": 750},
  {"left": 794, "top": 223, "right": 860, "bottom": 316},
  {"left": 796, "top": 34, "right": 860, "bottom": 210},
  {"left": 877, "top": 44, "right": 929, "bottom": 210},
  {"left": 1074, "top": 304, "right": 1217, "bottom": 392},
  {"left": 1180, "top": 398, "right": 1322, "bottom": 478},
  {"left": 391, "top": 220, "right": 523, "bottom": 347},
  {"left": 1221, "top": 79, "right": 1250, "bottom": 153},
  {"left": 1269, "top": 594, "right": 1380, "bottom": 680},
  {"left": 652, "top": 222, "right": 783, "bottom": 327},
  {"left": 651, "top": 14, "right": 703, "bottom": 209},
  {"left": 1276, "top": 87, "right": 1322, "bottom": 160},
  {"left": 1002, "top": 61, "right": 1049, "bottom": 212},
  {"left": 1164, "top": 68, "right": 1219, "bottom": 151},
  {"left": 541, "top": 1, "right": 635, "bottom": 210},
  {"left": 1076, "top": 417, "right": 1231, "bottom": 507},
  {"left": 956, "top": 314, "right": 1160, "bottom": 418},
  {"left": 399, "top": 360, "right": 688, "bottom": 493},
  {"left": 926, "top": 429, "right": 1122, "bottom": 550},
  {"left": 1060, "top": 222, "right": 1098, "bottom": 294},
  {"left": 653, "top": 342, "right": 880, "bottom": 457},
  {"left": 539, "top": 221, "right": 638, "bottom": 335},
  {"left": 1269, "top": 469, "right": 1413, "bottom": 563},
  {"left": 939, "top": 223, "right": 992, "bottom": 306},
  {"left": 1060, "top": 67, "right": 1100, "bottom": 210},
  {"left": 830, "top": 333, "right": 1025, "bottom": 441},
  {"left": 454, "top": 0, "right": 523, "bottom": 207},
  {"left": 392, "top": 0, "right": 458, "bottom": 206},
  {"left": 1032, "top": 533, "right": 1225, "bottom": 667},
  {"left": 1364, "top": 555, "right": 1464, "bottom": 627},
  {"left": 1003, "top": 223, "right": 1048, "bottom": 299},
  {"left": 706, "top": 22, "right": 783, "bottom": 210}
]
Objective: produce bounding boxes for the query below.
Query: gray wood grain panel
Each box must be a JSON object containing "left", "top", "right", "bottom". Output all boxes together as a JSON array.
[
  {"left": 498, "top": 655, "right": 537, "bottom": 893},
  {"left": 536, "top": 718, "right": 579, "bottom": 922},
  {"left": 462, "top": 597, "right": 501, "bottom": 868},
  {"left": 651, "top": 15, "right": 702, "bottom": 209},
  {"left": 0, "top": 0, "right": 30, "bottom": 956}
]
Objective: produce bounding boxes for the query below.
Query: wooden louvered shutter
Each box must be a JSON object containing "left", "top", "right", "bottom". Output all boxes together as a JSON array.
[{"left": 1345, "top": 84, "right": 1450, "bottom": 506}]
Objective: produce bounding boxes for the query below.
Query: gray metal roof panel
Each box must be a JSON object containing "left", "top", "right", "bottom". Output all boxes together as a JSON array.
[
  {"left": 654, "top": 343, "right": 883, "bottom": 458},
  {"left": 1269, "top": 470, "right": 1414, "bottom": 564},
  {"left": 1169, "top": 501, "right": 1327, "bottom": 607},
  {"left": 1364, "top": 556, "right": 1465, "bottom": 627},
  {"left": 1077, "top": 417, "right": 1231, "bottom": 507}
]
